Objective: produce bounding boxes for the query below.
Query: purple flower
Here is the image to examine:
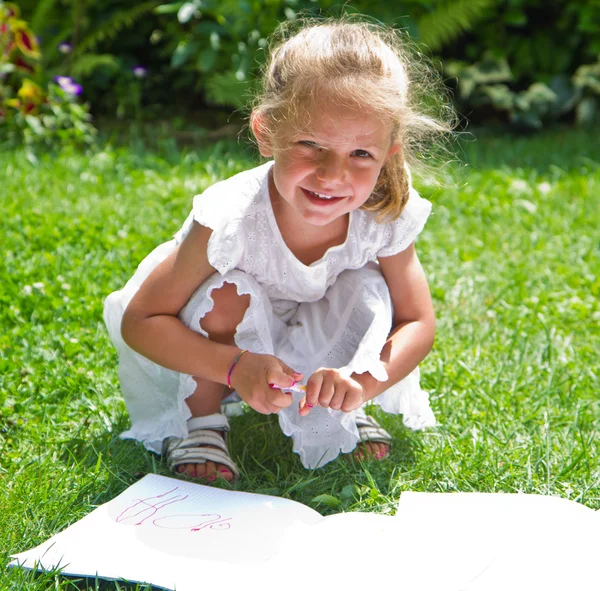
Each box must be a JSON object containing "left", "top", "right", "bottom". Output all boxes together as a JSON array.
[
  {"left": 58, "top": 42, "right": 72, "bottom": 54},
  {"left": 132, "top": 65, "right": 147, "bottom": 78},
  {"left": 54, "top": 76, "right": 82, "bottom": 96}
]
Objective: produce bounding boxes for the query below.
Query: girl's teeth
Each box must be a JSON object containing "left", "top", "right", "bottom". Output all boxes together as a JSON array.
[{"left": 311, "top": 190, "right": 336, "bottom": 199}]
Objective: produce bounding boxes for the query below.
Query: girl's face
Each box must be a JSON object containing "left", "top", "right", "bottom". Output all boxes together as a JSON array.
[{"left": 255, "top": 105, "right": 398, "bottom": 227}]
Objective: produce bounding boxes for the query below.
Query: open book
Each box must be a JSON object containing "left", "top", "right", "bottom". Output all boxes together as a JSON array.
[{"left": 10, "top": 474, "right": 599, "bottom": 591}]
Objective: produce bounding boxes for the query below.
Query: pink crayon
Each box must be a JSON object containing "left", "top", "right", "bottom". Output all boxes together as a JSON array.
[{"left": 269, "top": 381, "right": 307, "bottom": 394}]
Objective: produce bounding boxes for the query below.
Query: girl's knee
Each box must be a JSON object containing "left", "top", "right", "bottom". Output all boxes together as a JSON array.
[{"left": 200, "top": 282, "right": 250, "bottom": 342}]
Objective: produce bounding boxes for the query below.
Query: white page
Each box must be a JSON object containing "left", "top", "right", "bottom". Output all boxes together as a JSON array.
[
  {"left": 394, "top": 491, "right": 600, "bottom": 591},
  {"left": 11, "top": 479, "right": 600, "bottom": 591},
  {"left": 10, "top": 474, "right": 324, "bottom": 590},
  {"left": 266, "top": 511, "right": 406, "bottom": 591}
]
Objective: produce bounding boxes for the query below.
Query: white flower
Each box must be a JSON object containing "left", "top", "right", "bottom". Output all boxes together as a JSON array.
[{"left": 23, "top": 285, "right": 33, "bottom": 295}]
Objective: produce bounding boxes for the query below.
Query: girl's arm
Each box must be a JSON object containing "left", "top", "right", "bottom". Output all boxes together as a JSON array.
[
  {"left": 300, "top": 242, "right": 434, "bottom": 415},
  {"left": 120, "top": 221, "right": 300, "bottom": 414},
  {"left": 120, "top": 221, "right": 239, "bottom": 383},
  {"left": 356, "top": 242, "right": 435, "bottom": 400}
]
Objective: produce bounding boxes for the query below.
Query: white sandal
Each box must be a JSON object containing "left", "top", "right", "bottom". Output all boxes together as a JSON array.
[
  {"left": 162, "top": 414, "right": 240, "bottom": 481},
  {"left": 355, "top": 414, "right": 393, "bottom": 447}
]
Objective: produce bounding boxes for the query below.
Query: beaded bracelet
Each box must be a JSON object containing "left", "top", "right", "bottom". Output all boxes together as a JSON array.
[{"left": 227, "top": 349, "right": 248, "bottom": 388}]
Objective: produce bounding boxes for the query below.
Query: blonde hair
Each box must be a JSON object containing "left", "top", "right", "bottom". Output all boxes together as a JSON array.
[{"left": 251, "top": 18, "right": 454, "bottom": 221}]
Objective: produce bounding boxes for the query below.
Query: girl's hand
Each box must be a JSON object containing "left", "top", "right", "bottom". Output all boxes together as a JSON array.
[
  {"left": 299, "top": 368, "right": 366, "bottom": 416},
  {"left": 229, "top": 352, "right": 303, "bottom": 415}
]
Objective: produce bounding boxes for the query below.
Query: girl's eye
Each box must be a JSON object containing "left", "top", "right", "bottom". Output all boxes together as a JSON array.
[{"left": 353, "top": 149, "right": 372, "bottom": 159}]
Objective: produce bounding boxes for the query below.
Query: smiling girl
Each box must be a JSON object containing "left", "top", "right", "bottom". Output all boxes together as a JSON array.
[{"left": 104, "top": 18, "right": 452, "bottom": 482}]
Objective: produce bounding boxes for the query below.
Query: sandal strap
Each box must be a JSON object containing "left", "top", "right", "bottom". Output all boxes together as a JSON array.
[
  {"left": 187, "top": 413, "right": 230, "bottom": 432},
  {"left": 167, "top": 446, "right": 240, "bottom": 480},
  {"left": 356, "top": 414, "right": 392, "bottom": 444},
  {"left": 162, "top": 413, "right": 239, "bottom": 480},
  {"left": 164, "top": 430, "right": 229, "bottom": 455}
]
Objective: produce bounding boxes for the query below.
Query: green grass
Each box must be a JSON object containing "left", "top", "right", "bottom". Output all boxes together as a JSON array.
[{"left": 1, "top": 127, "right": 599, "bottom": 590}]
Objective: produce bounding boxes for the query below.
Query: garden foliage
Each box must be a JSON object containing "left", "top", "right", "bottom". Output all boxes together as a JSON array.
[
  {"left": 2, "top": 0, "right": 600, "bottom": 143},
  {"left": 442, "top": 0, "right": 600, "bottom": 128},
  {"left": 0, "top": 1, "right": 95, "bottom": 147}
]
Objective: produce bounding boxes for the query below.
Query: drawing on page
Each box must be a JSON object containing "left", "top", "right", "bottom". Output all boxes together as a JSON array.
[{"left": 116, "top": 487, "right": 189, "bottom": 526}]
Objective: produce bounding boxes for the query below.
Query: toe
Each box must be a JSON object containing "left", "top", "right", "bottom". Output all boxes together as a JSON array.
[
  {"left": 218, "top": 467, "right": 234, "bottom": 481},
  {"left": 204, "top": 461, "right": 218, "bottom": 481},
  {"left": 184, "top": 463, "right": 197, "bottom": 477},
  {"left": 351, "top": 442, "right": 390, "bottom": 461},
  {"left": 373, "top": 443, "right": 389, "bottom": 459}
]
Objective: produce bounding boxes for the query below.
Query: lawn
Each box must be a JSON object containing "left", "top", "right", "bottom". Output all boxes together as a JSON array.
[{"left": 1, "top": 126, "right": 599, "bottom": 590}]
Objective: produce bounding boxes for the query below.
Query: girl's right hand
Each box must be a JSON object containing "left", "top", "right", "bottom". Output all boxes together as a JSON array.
[{"left": 229, "top": 352, "right": 303, "bottom": 415}]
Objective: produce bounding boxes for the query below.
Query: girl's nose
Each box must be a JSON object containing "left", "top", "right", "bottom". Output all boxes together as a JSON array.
[{"left": 315, "top": 152, "right": 346, "bottom": 184}]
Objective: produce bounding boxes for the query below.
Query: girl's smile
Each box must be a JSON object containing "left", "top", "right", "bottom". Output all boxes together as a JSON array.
[{"left": 301, "top": 187, "right": 348, "bottom": 205}]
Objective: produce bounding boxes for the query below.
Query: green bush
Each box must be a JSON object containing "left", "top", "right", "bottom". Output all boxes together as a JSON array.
[
  {"left": 155, "top": 0, "right": 335, "bottom": 109},
  {"left": 442, "top": 0, "right": 600, "bottom": 127},
  {"left": 11, "top": 0, "right": 600, "bottom": 129},
  {"left": 0, "top": 1, "right": 96, "bottom": 148}
]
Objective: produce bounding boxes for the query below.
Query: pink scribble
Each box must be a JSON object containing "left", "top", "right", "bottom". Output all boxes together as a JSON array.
[
  {"left": 116, "top": 487, "right": 188, "bottom": 526},
  {"left": 153, "top": 513, "right": 232, "bottom": 532}
]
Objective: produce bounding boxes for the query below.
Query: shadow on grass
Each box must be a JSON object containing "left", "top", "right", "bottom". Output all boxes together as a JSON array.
[
  {"left": 11, "top": 568, "right": 166, "bottom": 591},
  {"left": 71, "top": 406, "right": 420, "bottom": 508}
]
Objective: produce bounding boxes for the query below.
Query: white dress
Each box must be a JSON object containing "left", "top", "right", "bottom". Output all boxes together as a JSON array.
[{"left": 104, "top": 161, "right": 436, "bottom": 469}]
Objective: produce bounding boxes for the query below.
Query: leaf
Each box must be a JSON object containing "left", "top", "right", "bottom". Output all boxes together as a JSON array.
[
  {"left": 197, "top": 47, "right": 217, "bottom": 73},
  {"left": 70, "top": 54, "right": 120, "bottom": 77},
  {"left": 473, "top": 53, "right": 513, "bottom": 84},
  {"left": 204, "top": 70, "right": 252, "bottom": 108},
  {"left": 209, "top": 31, "right": 221, "bottom": 51},
  {"left": 171, "top": 41, "right": 199, "bottom": 68},
  {"left": 310, "top": 494, "right": 341, "bottom": 509},
  {"left": 30, "top": 0, "right": 60, "bottom": 34},
  {"left": 25, "top": 115, "right": 44, "bottom": 135},
  {"left": 521, "top": 83, "right": 557, "bottom": 112},
  {"left": 549, "top": 75, "right": 581, "bottom": 115},
  {"left": 418, "top": 0, "right": 496, "bottom": 52},
  {"left": 155, "top": 2, "right": 185, "bottom": 14},
  {"left": 504, "top": 8, "right": 527, "bottom": 27},
  {"left": 573, "top": 59, "right": 600, "bottom": 95},
  {"left": 178, "top": 1, "right": 200, "bottom": 23},
  {"left": 73, "top": 1, "right": 161, "bottom": 56},
  {"left": 576, "top": 97, "right": 598, "bottom": 125},
  {"left": 369, "top": 487, "right": 380, "bottom": 500},
  {"left": 480, "top": 84, "right": 514, "bottom": 110},
  {"left": 340, "top": 485, "right": 356, "bottom": 501}
]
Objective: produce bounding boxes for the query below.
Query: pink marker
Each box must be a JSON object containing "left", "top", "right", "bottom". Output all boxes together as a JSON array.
[{"left": 269, "top": 382, "right": 307, "bottom": 394}]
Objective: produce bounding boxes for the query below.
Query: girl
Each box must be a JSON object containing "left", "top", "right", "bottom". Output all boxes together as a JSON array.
[{"left": 104, "top": 19, "right": 451, "bottom": 482}]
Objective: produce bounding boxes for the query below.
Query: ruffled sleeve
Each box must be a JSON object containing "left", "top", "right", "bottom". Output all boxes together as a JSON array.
[
  {"left": 190, "top": 182, "right": 245, "bottom": 275},
  {"left": 187, "top": 163, "right": 272, "bottom": 275},
  {"left": 377, "top": 187, "right": 432, "bottom": 257}
]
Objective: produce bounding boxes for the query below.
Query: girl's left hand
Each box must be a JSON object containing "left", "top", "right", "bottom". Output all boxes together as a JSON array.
[{"left": 299, "top": 368, "right": 366, "bottom": 416}]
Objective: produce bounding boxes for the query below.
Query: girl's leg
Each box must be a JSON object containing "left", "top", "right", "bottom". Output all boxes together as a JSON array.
[{"left": 178, "top": 282, "right": 250, "bottom": 481}]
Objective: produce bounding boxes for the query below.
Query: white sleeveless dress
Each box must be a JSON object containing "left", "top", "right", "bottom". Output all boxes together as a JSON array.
[{"left": 103, "top": 161, "right": 436, "bottom": 468}]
